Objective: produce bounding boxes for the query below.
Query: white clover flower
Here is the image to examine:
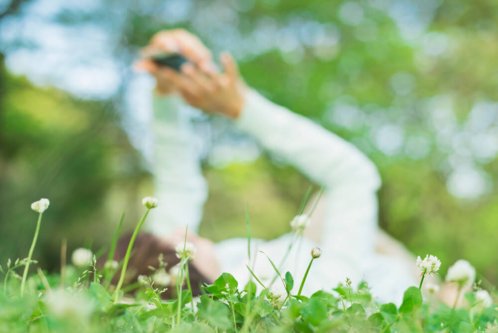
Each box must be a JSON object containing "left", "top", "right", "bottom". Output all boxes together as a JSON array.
[
  {"left": 31, "top": 198, "right": 50, "bottom": 214},
  {"left": 44, "top": 288, "right": 94, "bottom": 320},
  {"left": 416, "top": 255, "right": 441, "bottom": 275},
  {"left": 71, "top": 248, "right": 93, "bottom": 268},
  {"left": 290, "top": 214, "right": 311, "bottom": 233},
  {"left": 446, "top": 259, "right": 476, "bottom": 287},
  {"left": 425, "top": 283, "right": 440, "bottom": 295},
  {"left": 475, "top": 289, "right": 493, "bottom": 309},
  {"left": 142, "top": 197, "right": 158, "bottom": 209},
  {"left": 138, "top": 275, "right": 150, "bottom": 286},
  {"left": 175, "top": 242, "right": 197, "bottom": 260},
  {"left": 104, "top": 260, "right": 119, "bottom": 271},
  {"left": 169, "top": 263, "right": 181, "bottom": 283},
  {"left": 143, "top": 302, "right": 157, "bottom": 311},
  {"left": 311, "top": 247, "right": 322, "bottom": 259},
  {"left": 152, "top": 269, "right": 171, "bottom": 287}
]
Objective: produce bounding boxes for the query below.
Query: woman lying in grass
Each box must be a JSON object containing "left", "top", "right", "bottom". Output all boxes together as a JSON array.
[{"left": 121, "top": 29, "right": 419, "bottom": 305}]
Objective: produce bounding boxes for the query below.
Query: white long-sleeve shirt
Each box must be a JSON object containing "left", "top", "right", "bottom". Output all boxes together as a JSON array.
[
  {"left": 147, "top": 95, "right": 207, "bottom": 235},
  {"left": 146, "top": 90, "right": 415, "bottom": 303}
]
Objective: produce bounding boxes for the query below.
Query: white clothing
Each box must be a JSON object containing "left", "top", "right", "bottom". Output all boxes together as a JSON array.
[{"left": 146, "top": 90, "right": 416, "bottom": 304}]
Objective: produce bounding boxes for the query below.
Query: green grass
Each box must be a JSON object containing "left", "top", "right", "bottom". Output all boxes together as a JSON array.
[
  {"left": 1, "top": 268, "right": 496, "bottom": 333},
  {"left": 0, "top": 198, "right": 496, "bottom": 333}
]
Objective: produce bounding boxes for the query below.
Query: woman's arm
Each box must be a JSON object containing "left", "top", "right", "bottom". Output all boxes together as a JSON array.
[
  {"left": 236, "top": 90, "right": 381, "bottom": 266},
  {"left": 145, "top": 94, "right": 207, "bottom": 236},
  {"left": 135, "top": 30, "right": 213, "bottom": 236},
  {"left": 159, "top": 51, "right": 382, "bottom": 265}
]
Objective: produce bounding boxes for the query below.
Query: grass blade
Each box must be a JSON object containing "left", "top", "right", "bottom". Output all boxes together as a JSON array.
[
  {"left": 246, "top": 265, "right": 267, "bottom": 289},
  {"left": 108, "top": 212, "right": 125, "bottom": 262},
  {"left": 245, "top": 206, "right": 252, "bottom": 263},
  {"left": 298, "top": 185, "right": 314, "bottom": 215}
]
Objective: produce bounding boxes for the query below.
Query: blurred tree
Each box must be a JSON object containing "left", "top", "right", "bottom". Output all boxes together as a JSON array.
[
  {"left": 0, "top": 0, "right": 497, "bottom": 284},
  {"left": 0, "top": 57, "right": 148, "bottom": 270},
  {"left": 0, "top": 0, "right": 30, "bottom": 21}
]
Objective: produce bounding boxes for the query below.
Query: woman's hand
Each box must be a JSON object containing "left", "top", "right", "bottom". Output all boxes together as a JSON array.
[
  {"left": 135, "top": 29, "right": 213, "bottom": 95},
  {"left": 159, "top": 52, "right": 246, "bottom": 119}
]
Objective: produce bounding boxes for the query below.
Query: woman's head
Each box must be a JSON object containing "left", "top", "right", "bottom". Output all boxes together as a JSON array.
[{"left": 105, "top": 232, "right": 212, "bottom": 299}]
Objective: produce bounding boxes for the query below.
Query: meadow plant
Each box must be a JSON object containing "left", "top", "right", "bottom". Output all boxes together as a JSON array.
[
  {"left": 104, "top": 260, "right": 119, "bottom": 271},
  {"left": 297, "top": 247, "right": 321, "bottom": 297},
  {"left": 20, "top": 198, "right": 50, "bottom": 296},
  {"left": 173, "top": 231, "right": 197, "bottom": 325},
  {"left": 175, "top": 242, "right": 197, "bottom": 260},
  {"left": 269, "top": 188, "right": 322, "bottom": 287},
  {"left": 152, "top": 269, "right": 171, "bottom": 287},
  {"left": 446, "top": 259, "right": 476, "bottom": 287},
  {"left": 416, "top": 254, "right": 441, "bottom": 289},
  {"left": 446, "top": 259, "right": 476, "bottom": 308},
  {"left": 71, "top": 248, "right": 93, "bottom": 268},
  {"left": 290, "top": 214, "right": 310, "bottom": 234},
  {"left": 425, "top": 282, "right": 440, "bottom": 295},
  {"left": 475, "top": 289, "right": 493, "bottom": 309},
  {"left": 0, "top": 197, "right": 496, "bottom": 333},
  {"left": 113, "top": 196, "right": 158, "bottom": 302}
]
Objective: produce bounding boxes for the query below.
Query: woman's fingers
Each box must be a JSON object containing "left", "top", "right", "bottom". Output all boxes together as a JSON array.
[
  {"left": 150, "top": 29, "right": 212, "bottom": 65},
  {"left": 181, "top": 64, "right": 216, "bottom": 93},
  {"left": 220, "top": 52, "right": 240, "bottom": 83},
  {"left": 200, "top": 65, "right": 224, "bottom": 88},
  {"left": 145, "top": 30, "right": 213, "bottom": 70},
  {"left": 171, "top": 31, "right": 212, "bottom": 65},
  {"left": 158, "top": 67, "right": 197, "bottom": 97},
  {"left": 158, "top": 66, "right": 213, "bottom": 108},
  {"left": 149, "top": 31, "right": 180, "bottom": 53},
  {"left": 134, "top": 59, "right": 158, "bottom": 72}
]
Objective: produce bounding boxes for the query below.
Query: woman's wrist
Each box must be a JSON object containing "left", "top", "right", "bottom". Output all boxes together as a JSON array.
[
  {"left": 223, "top": 83, "right": 246, "bottom": 119},
  {"left": 155, "top": 83, "right": 175, "bottom": 96}
]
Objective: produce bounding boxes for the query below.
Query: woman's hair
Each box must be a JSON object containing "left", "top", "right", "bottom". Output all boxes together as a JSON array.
[{"left": 103, "top": 232, "right": 210, "bottom": 299}]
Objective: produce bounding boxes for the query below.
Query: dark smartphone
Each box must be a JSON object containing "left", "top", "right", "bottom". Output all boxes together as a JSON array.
[{"left": 150, "top": 53, "right": 189, "bottom": 72}]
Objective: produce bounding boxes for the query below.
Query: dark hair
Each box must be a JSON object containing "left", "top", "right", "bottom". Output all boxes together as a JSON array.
[{"left": 102, "top": 232, "right": 210, "bottom": 299}]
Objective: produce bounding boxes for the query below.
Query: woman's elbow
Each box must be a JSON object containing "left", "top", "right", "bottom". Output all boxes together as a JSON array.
[
  {"left": 323, "top": 155, "right": 382, "bottom": 192},
  {"left": 361, "top": 158, "right": 382, "bottom": 191}
]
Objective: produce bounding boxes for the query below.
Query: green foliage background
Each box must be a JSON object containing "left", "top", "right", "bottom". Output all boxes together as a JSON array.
[{"left": 0, "top": 0, "right": 497, "bottom": 285}]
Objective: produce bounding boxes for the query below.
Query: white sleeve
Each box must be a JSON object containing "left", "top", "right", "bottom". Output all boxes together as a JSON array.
[
  {"left": 145, "top": 94, "right": 207, "bottom": 236},
  {"left": 235, "top": 89, "right": 381, "bottom": 265}
]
